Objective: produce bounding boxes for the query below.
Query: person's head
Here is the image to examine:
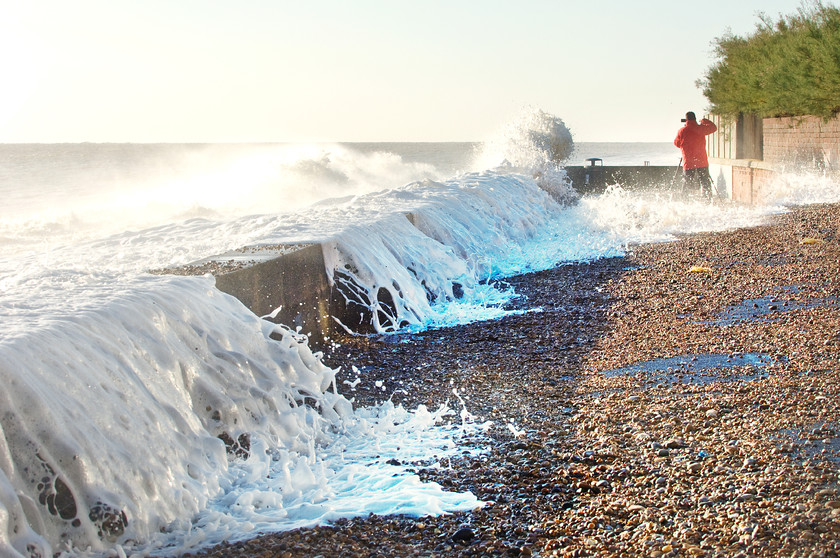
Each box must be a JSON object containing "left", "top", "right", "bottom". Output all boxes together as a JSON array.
[{"left": 680, "top": 111, "right": 697, "bottom": 123}]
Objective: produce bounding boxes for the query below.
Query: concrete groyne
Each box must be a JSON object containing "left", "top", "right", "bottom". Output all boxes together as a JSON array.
[
  {"left": 158, "top": 116, "right": 840, "bottom": 346},
  {"left": 563, "top": 163, "right": 680, "bottom": 194},
  {"left": 157, "top": 242, "right": 343, "bottom": 345},
  {"left": 161, "top": 164, "right": 680, "bottom": 345}
]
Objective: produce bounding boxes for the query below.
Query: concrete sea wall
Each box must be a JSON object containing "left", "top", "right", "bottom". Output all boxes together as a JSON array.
[
  {"left": 175, "top": 113, "right": 840, "bottom": 342},
  {"left": 169, "top": 116, "right": 839, "bottom": 341},
  {"left": 166, "top": 240, "right": 395, "bottom": 346},
  {"left": 211, "top": 243, "right": 335, "bottom": 342},
  {"left": 563, "top": 165, "right": 680, "bottom": 194},
  {"left": 169, "top": 166, "right": 679, "bottom": 345}
]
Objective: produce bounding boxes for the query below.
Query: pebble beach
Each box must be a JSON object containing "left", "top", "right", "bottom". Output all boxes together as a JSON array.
[{"left": 189, "top": 201, "right": 840, "bottom": 558}]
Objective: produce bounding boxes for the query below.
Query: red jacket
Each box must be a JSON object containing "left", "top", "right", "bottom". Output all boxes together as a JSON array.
[{"left": 674, "top": 118, "right": 717, "bottom": 169}]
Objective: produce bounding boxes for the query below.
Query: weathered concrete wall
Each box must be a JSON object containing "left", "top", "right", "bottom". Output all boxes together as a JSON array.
[
  {"left": 187, "top": 216, "right": 423, "bottom": 345},
  {"left": 564, "top": 165, "right": 681, "bottom": 194},
  {"left": 208, "top": 241, "right": 404, "bottom": 346},
  {"left": 179, "top": 168, "right": 683, "bottom": 345},
  {"left": 212, "top": 243, "right": 336, "bottom": 344},
  {"left": 763, "top": 115, "right": 840, "bottom": 170}
]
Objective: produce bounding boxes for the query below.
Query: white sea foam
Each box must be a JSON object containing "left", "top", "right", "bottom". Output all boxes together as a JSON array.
[
  {"left": 1, "top": 111, "right": 838, "bottom": 557},
  {"left": 0, "top": 275, "right": 485, "bottom": 557}
]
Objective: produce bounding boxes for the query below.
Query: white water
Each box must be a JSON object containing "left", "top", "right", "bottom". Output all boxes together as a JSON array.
[{"left": 1, "top": 110, "right": 839, "bottom": 557}]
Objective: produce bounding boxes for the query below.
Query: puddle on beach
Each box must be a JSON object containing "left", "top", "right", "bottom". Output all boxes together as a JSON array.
[
  {"left": 603, "top": 352, "right": 775, "bottom": 385},
  {"left": 699, "top": 285, "right": 838, "bottom": 326},
  {"left": 776, "top": 420, "right": 840, "bottom": 464}
]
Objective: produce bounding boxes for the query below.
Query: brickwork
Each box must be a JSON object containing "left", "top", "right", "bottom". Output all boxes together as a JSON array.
[
  {"left": 730, "top": 165, "right": 777, "bottom": 205},
  {"left": 731, "top": 166, "right": 753, "bottom": 204},
  {"left": 762, "top": 115, "right": 840, "bottom": 170},
  {"left": 751, "top": 167, "right": 778, "bottom": 204}
]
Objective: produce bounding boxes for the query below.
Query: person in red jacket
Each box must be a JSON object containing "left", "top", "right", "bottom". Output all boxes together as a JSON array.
[{"left": 674, "top": 111, "right": 717, "bottom": 197}]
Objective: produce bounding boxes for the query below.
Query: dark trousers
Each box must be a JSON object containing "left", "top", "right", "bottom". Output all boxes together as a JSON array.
[{"left": 683, "top": 166, "right": 714, "bottom": 197}]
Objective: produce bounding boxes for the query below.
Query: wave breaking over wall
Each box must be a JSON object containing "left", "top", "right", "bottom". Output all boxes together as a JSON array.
[{"left": 3, "top": 109, "right": 839, "bottom": 557}]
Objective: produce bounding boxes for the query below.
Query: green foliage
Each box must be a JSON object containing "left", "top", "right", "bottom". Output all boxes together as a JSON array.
[{"left": 699, "top": 1, "right": 840, "bottom": 119}]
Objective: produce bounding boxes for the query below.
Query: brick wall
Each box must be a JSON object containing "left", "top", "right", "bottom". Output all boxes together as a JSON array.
[
  {"left": 731, "top": 165, "right": 777, "bottom": 205},
  {"left": 763, "top": 115, "right": 840, "bottom": 170}
]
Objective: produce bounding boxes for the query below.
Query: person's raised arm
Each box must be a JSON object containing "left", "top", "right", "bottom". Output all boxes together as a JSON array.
[{"left": 700, "top": 117, "right": 717, "bottom": 134}]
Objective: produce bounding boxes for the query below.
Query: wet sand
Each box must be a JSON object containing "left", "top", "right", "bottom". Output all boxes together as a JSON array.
[{"left": 189, "top": 202, "right": 840, "bottom": 557}]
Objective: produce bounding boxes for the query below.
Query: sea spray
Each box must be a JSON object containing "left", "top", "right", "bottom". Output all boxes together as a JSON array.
[
  {"left": 476, "top": 109, "right": 575, "bottom": 171},
  {"left": 322, "top": 171, "right": 577, "bottom": 334},
  {"left": 758, "top": 169, "right": 840, "bottom": 206},
  {"left": 0, "top": 143, "right": 450, "bottom": 259},
  {"left": 475, "top": 109, "right": 577, "bottom": 205},
  {"left": 577, "top": 185, "right": 774, "bottom": 246},
  {"left": 321, "top": 110, "right": 578, "bottom": 334}
]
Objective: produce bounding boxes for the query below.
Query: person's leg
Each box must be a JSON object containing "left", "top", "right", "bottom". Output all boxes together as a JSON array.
[
  {"left": 683, "top": 168, "right": 701, "bottom": 195},
  {"left": 699, "top": 167, "right": 714, "bottom": 199}
]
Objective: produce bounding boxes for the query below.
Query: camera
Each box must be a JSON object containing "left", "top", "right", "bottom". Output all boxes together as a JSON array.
[{"left": 681, "top": 118, "right": 687, "bottom": 122}]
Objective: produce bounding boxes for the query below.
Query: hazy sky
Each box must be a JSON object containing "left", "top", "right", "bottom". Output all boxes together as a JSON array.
[{"left": 1, "top": 0, "right": 808, "bottom": 143}]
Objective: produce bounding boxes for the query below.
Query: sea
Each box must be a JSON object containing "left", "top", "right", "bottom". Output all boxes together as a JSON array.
[{"left": 1, "top": 111, "right": 839, "bottom": 557}]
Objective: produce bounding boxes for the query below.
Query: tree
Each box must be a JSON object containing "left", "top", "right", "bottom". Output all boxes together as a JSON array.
[{"left": 699, "top": 1, "right": 840, "bottom": 120}]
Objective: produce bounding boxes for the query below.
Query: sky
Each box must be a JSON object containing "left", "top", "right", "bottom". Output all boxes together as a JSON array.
[{"left": 0, "top": 0, "right": 813, "bottom": 143}]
